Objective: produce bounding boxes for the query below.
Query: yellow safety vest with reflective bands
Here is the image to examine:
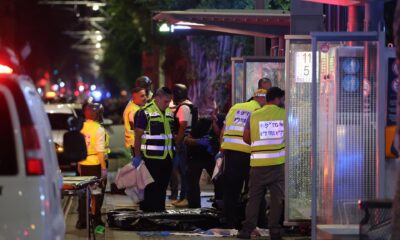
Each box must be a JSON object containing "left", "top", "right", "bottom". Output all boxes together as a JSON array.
[
  {"left": 123, "top": 101, "right": 141, "bottom": 148},
  {"left": 221, "top": 100, "right": 261, "bottom": 153},
  {"left": 141, "top": 102, "right": 175, "bottom": 160},
  {"left": 249, "top": 105, "right": 286, "bottom": 167}
]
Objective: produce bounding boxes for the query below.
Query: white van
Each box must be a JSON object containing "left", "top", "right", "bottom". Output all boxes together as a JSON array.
[{"left": 0, "top": 72, "right": 65, "bottom": 239}]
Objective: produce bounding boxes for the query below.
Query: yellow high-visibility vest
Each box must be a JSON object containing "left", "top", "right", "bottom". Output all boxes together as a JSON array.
[
  {"left": 249, "top": 104, "right": 286, "bottom": 167},
  {"left": 221, "top": 100, "right": 261, "bottom": 153},
  {"left": 80, "top": 120, "right": 104, "bottom": 165},
  {"left": 105, "top": 130, "right": 111, "bottom": 155},
  {"left": 123, "top": 101, "right": 141, "bottom": 148},
  {"left": 140, "top": 101, "right": 175, "bottom": 160}
]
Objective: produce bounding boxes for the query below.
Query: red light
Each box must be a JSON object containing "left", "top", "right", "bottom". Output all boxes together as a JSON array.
[
  {"left": 26, "top": 158, "right": 44, "bottom": 175},
  {"left": 0, "top": 64, "right": 13, "bottom": 74},
  {"left": 74, "top": 90, "right": 79, "bottom": 96},
  {"left": 22, "top": 126, "right": 40, "bottom": 149},
  {"left": 22, "top": 126, "right": 44, "bottom": 176}
]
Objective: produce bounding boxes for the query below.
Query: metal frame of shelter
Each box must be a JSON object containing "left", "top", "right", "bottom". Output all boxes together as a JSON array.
[
  {"left": 310, "top": 31, "right": 387, "bottom": 239},
  {"left": 153, "top": 9, "right": 290, "bottom": 39},
  {"left": 231, "top": 56, "right": 285, "bottom": 105},
  {"left": 284, "top": 35, "right": 313, "bottom": 226}
]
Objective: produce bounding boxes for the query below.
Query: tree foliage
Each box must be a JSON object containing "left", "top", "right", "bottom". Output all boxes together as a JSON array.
[{"left": 101, "top": 0, "right": 289, "bottom": 92}]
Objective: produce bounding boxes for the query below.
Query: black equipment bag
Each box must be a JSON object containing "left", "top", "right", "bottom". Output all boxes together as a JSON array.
[{"left": 63, "top": 130, "right": 87, "bottom": 162}]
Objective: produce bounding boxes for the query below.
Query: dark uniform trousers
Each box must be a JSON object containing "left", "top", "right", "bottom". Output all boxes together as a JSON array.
[
  {"left": 140, "top": 156, "right": 173, "bottom": 212},
  {"left": 186, "top": 155, "right": 215, "bottom": 208},
  {"left": 78, "top": 164, "right": 107, "bottom": 225},
  {"left": 222, "top": 150, "right": 251, "bottom": 228},
  {"left": 241, "top": 163, "right": 285, "bottom": 239}
]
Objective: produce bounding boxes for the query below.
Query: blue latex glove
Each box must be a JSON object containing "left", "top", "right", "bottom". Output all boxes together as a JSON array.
[
  {"left": 172, "top": 155, "right": 180, "bottom": 168},
  {"left": 197, "top": 136, "right": 210, "bottom": 146},
  {"left": 132, "top": 156, "right": 142, "bottom": 168},
  {"left": 207, "top": 145, "right": 214, "bottom": 155},
  {"left": 214, "top": 151, "right": 223, "bottom": 161}
]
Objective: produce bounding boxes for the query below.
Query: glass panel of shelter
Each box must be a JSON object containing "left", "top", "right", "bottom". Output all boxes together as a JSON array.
[{"left": 311, "top": 32, "right": 379, "bottom": 239}]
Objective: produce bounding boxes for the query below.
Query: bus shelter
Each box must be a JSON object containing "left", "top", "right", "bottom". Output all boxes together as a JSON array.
[
  {"left": 231, "top": 56, "right": 285, "bottom": 105},
  {"left": 284, "top": 35, "right": 313, "bottom": 225},
  {"left": 310, "top": 31, "right": 388, "bottom": 239}
]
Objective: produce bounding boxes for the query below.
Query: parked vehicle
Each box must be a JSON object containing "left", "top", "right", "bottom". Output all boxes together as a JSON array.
[
  {"left": 44, "top": 103, "right": 79, "bottom": 171},
  {"left": 0, "top": 69, "right": 65, "bottom": 239}
]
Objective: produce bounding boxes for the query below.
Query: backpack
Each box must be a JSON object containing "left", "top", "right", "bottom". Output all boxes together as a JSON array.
[
  {"left": 174, "top": 102, "right": 198, "bottom": 132},
  {"left": 63, "top": 130, "right": 87, "bottom": 163}
]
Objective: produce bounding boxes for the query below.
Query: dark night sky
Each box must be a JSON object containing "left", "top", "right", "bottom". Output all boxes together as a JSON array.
[{"left": 0, "top": 0, "right": 89, "bottom": 82}]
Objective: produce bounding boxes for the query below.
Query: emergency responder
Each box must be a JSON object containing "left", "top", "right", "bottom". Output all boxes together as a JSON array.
[
  {"left": 247, "top": 77, "right": 272, "bottom": 102},
  {"left": 258, "top": 77, "right": 272, "bottom": 90},
  {"left": 237, "top": 87, "right": 285, "bottom": 240},
  {"left": 76, "top": 103, "right": 107, "bottom": 229},
  {"left": 133, "top": 87, "right": 175, "bottom": 212},
  {"left": 220, "top": 89, "right": 267, "bottom": 228},
  {"left": 135, "top": 75, "right": 153, "bottom": 101},
  {"left": 184, "top": 113, "right": 222, "bottom": 208},
  {"left": 123, "top": 87, "right": 147, "bottom": 156},
  {"left": 171, "top": 83, "right": 196, "bottom": 207}
]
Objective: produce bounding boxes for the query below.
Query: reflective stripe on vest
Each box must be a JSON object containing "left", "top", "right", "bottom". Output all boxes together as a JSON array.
[
  {"left": 224, "top": 125, "right": 244, "bottom": 132},
  {"left": 141, "top": 102, "right": 174, "bottom": 160},
  {"left": 251, "top": 150, "right": 285, "bottom": 159},
  {"left": 221, "top": 100, "right": 260, "bottom": 153},
  {"left": 223, "top": 137, "right": 248, "bottom": 146},
  {"left": 142, "top": 134, "right": 173, "bottom": 140},
  {"left": 251, "top": 138, "right": 284, "bottom": 146},
  {"left": 141, "top": 145, "right": 175, "bottom": 151},
  {"left": 249, "top": 105, "right": 286, "bottom": 167}
]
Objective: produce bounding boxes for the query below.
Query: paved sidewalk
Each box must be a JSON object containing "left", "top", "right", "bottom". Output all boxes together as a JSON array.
[{"left": 64, "top": 192, "right": 311, "bottom": 240}]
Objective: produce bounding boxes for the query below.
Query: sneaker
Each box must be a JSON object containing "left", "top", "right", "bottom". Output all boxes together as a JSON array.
[
  {"left": 95, "top": 225, "right": 105, "bottom": 235},
  {"left": 237, "top": 230, "right": 251, "bottom": 239},
  {"left": 75, "top": 220, "right": 87, "bottom": 229},
  {"left": 172, "top": 199, "right": 188, "bottom": 207},
  {"left": 170, "top": 199, "right": 181, "bottom": 206}
]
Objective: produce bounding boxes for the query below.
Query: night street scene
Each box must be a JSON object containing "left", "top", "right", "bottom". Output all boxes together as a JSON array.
[{"left": 0, "top": 0, "right": 400, "bottom": 239}]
